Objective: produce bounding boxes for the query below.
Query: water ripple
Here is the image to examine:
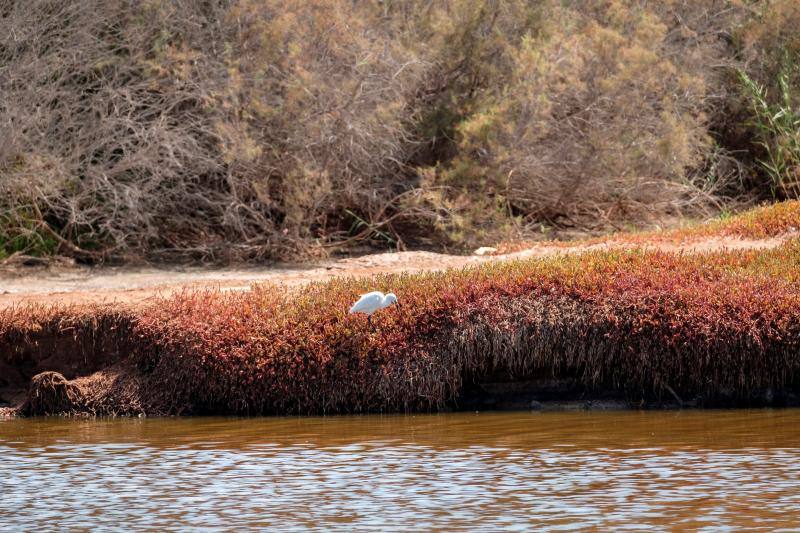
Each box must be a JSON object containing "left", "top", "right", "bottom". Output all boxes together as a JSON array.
[{"left": 1, "top": 411, "right": 800, "bottom": 530}]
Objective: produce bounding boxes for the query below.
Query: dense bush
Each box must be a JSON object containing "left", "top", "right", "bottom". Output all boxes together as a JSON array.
[
  {"left": 0, "top": 0, "right": 797, "bottom": 262},
  {"left": 413, "top": 1, "right": 730, "bottom": 235}
]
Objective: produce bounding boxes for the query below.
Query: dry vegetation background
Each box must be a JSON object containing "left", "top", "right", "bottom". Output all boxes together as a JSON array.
[{"left": 1, "top": 0, "right": 799, "bottom": 263}]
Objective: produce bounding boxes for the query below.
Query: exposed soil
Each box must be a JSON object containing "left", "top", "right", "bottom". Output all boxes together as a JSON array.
[
  {"left": 0, "top": 235, "right": 789, "bottom": 310},
  {"left": 0, "top": 310, "right": 136, "bottom": 416}
]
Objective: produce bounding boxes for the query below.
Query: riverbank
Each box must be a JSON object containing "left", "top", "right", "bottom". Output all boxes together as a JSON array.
[{"left": 2, "top": 202, "right": 800, "bottom": 417}]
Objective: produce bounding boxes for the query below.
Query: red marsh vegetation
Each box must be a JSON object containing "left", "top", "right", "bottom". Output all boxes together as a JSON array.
[{"left": 2, "top": 202, "right": 800, "bottom": 416}]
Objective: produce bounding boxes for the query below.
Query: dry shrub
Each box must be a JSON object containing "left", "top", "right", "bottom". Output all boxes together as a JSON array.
[
  {"left": 0, "top": 0, "right": 429, "bottom": 261},
  {"left": 409, "top": 0, "right": 746, "bottom": 244},
  {"left": 738, "top": 0, "right": 800, "bottom": 81},
  {"left": 0, "top": 0, "right": 782, "bottom": 261},
  {"left": 213, "top": 0, "right": 431, "bottom": 254},
  {"left": 0, "top": 1, "right": 227, "bottom": 260}
]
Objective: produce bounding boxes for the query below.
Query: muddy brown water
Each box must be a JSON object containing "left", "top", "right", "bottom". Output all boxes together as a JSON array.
[{"left": 1, "top": 410, "right": 800, "bottom": 530}]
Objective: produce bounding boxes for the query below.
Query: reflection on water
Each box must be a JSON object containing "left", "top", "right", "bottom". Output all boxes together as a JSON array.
[{"left": 2, "top": 411, "right": 800, "bottom": 530}]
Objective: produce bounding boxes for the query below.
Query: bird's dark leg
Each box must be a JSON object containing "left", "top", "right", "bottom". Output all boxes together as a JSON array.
[{"left": 368, "top": 315, "right": 372, "bottom": 328}]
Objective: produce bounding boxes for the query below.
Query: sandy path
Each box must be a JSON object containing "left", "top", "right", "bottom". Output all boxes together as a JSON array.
[{"left": 0, "top": 235, "right": 788, "bottom": 309}]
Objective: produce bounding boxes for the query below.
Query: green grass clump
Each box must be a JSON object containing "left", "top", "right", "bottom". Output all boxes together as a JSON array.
[
  {"left": 738, "top": 58, "right": 800, "bottom": 199},
  {"left": 0, "top": 214, "right": 59, "bottom": 259}
]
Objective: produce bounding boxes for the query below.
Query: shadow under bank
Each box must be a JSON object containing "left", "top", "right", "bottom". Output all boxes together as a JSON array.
[{"left": 5, "top": 364, "right": 800, "bottom": 417}]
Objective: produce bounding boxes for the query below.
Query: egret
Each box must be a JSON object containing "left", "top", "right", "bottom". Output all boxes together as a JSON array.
[{"left": 349, "top": 291, "right": 400, "bottom": 325}]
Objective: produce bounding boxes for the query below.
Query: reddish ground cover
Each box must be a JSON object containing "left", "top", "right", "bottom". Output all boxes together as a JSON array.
[
  {"left": 131, "top": 240, "right": 800, "bottom": 415},
  {"left": 3, "top": 202, "right": 800, "bottom": 416}
]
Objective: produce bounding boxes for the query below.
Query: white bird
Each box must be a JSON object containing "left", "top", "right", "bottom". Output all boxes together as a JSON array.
[{"left": 349, "top": 291, "right": 400, "bottom": 325}]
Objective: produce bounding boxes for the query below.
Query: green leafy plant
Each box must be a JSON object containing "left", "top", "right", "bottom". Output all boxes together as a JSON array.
[
  {"left": 345, "top": 209, "right": 397, "bottom": 249},
  {"left": 0, "top": 213, "right": 58, "bottom": 260},
  {"left": 738, "top": 59, "right": 800, "bottom": 198}
]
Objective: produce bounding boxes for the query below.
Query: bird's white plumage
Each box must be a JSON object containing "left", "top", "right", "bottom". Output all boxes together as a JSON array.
[{"left": 349, "top": 291, "right": 399, "bottom": 316}]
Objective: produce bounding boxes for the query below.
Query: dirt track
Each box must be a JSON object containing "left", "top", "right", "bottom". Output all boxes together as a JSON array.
[{"left": 0, "top": 235, "right": 788, "bottom": 309}]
